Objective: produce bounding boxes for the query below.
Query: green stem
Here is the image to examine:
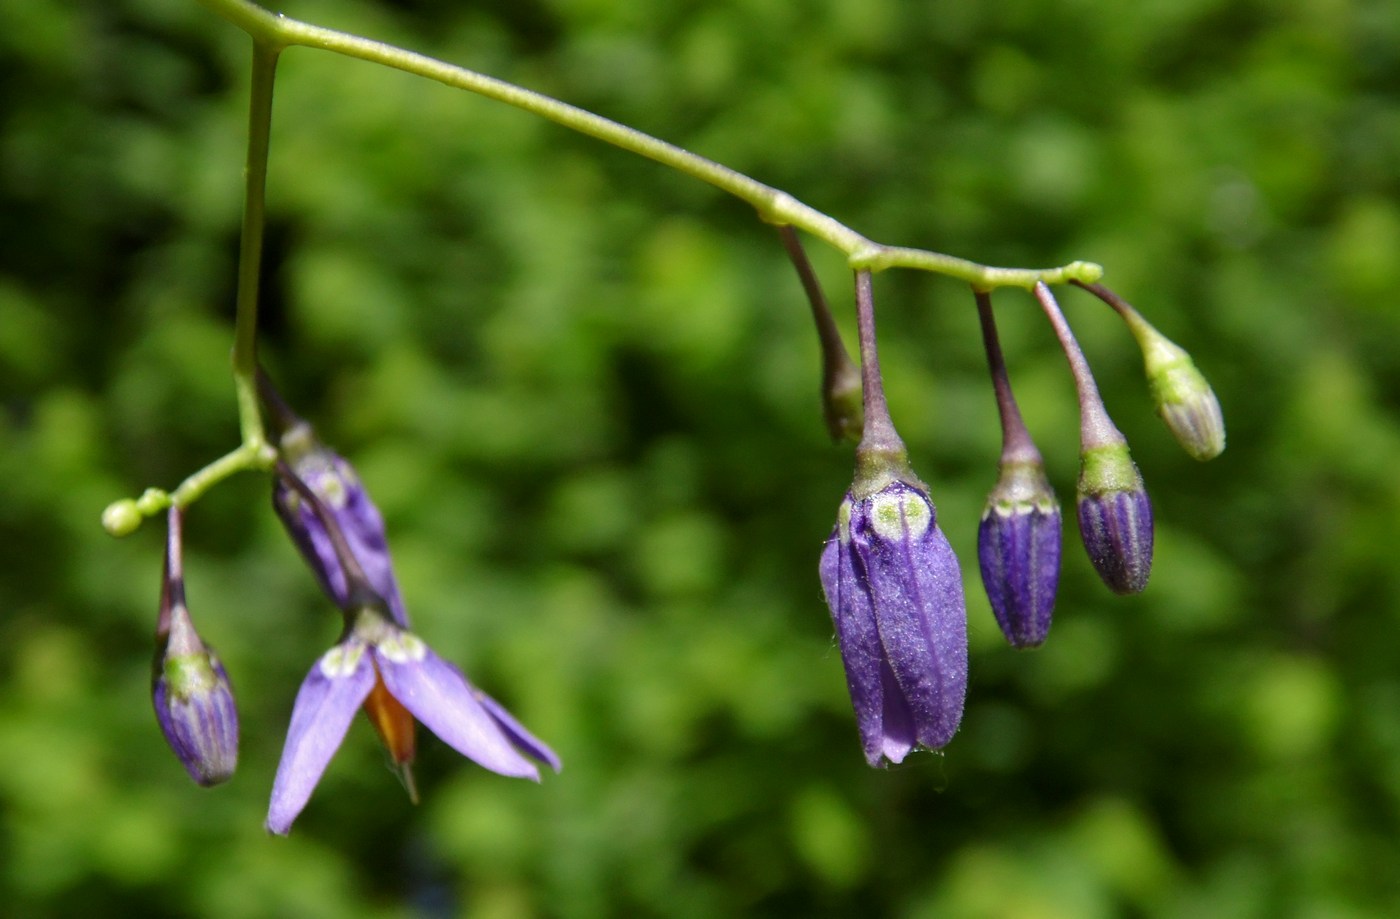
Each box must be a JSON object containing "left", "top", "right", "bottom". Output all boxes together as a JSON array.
[
  {"left": 231, "top": 39, "right": 280, "bottom": 452},
  {"left": 196, "top": 0, "right": 1100, "bottom": 291}
]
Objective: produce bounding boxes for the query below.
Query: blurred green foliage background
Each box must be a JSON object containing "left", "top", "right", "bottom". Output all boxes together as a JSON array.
[{"left": 4, "top": 0, "right": 1400, "bottom": 916}]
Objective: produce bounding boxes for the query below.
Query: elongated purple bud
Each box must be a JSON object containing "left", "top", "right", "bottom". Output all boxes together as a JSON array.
[
  {"left": 1034, "top": 282, "right": 1154, "bottom": 594},
  {"left": 978, "top": 460, "right": 1062, "bottom": 647},
  {"left": 273, "top": 422, "right": 409, "bottom": 626},
  {"left": 821, "top": 482, "right": 968, "bottom": 764},
  {"left": 974, "top": 289, "right": 1062, "bottom": 647},
  {"left": 820, "top": 271, "right": 967, "bottom": 764},
  {"left": 153, "top": 508, "right": 238, "bottom": 786},
  {"left": 153, "top": 608, "right": 240, "bottom": 786},
  {"left": 1077, "top": 444, "right": 1153, "bottom": 594}
]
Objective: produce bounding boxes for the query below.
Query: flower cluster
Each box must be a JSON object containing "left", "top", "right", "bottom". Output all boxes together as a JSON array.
[
  {"left": 148, "top": 377, "right": 558, "bottom": 834},
  {"left": 797, "top": 251, "right": 1223, "bottom": 765}
]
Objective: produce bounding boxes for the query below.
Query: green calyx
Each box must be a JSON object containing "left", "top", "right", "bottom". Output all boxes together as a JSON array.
[
  {"left": 164, "top": 652, "right": 221, "bottom": 700},
  {"left": 986, "top": 459, "right": 1058, "bottom": 515},
  {"left": 1078, "top": 444, "right": 1143, "bottom": 497},
  {"left": 851, "top": 443, "right": 924, "bottom": 499}
]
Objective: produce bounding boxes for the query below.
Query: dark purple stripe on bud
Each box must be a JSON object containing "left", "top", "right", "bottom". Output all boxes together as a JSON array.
[
  {"left": 978, "top": 463, "right": 1062, "bottom": 647},
  {"left": 1077, "top": 445, "right": 1154, "bottom": 594}
]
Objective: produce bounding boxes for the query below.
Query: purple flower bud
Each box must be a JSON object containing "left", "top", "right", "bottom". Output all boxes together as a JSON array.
[
  {"left": 977, "top": 460, "right": 1062, "bottom": 648},
  {"left": 820, "top": 481, "right": 968, "bottom": 766},
  {"left": 273, "top": 422, "right": 409, "bottom": 626},
  {"left": 1077, "top": 445, "right": 1154, "bottom": 594},
  {"left": 153, "top": 602, "right": 240, "bottom": 786}
]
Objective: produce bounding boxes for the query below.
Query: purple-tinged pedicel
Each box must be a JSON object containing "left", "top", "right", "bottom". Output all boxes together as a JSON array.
[
  {"left": 978, "top": 500, "right": 1062, "bottom": 648},
  {"left": 1077, "top": 487, "right": 1154, "bottom": 595},
  {"left": 153, "top": 604, "right": 240, "bottom": 787},
  {"left": 273, "top": 423, "right": 409, "bottom": 627},
  {"left": 821, "top": 482, "right": 968, "bottom": 764}
]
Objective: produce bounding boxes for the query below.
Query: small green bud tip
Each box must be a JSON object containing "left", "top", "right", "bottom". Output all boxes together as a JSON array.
[
  {"left": 102, "top": 499, "right": 143, "bottom": 537},
  {"left": 1144, "top": 346, "right": 1225, "bottom": 461}
]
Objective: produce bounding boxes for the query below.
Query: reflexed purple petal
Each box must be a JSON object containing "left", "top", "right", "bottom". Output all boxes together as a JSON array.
[
  {"left": 850, "top": 482, "right": 968, "bottom": 751},
  {"left": 475, "top": 690, "right": 562, "bottom": 772},
  {"left": 266, "top": 641, "right": 376, "bottom": 835},
  {"left": 978, "top": 502, "right": 1062, "bottom": 648},
  {"left": 274, "top": 439, "right": 409, "bottom": 627},
  {"left": 1077, "top": 487, "right": 1154, "bottom": 595},
  {"left": 375, "top": 643, "right": 540, "bottom": 780},
  {"left": 820, "top": 504, "right": 896, "bottom": 768}
]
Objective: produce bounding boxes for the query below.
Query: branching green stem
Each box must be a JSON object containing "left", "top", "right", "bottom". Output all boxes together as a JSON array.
[
  {"left": 105, "top": 0, "right": 1108, "bottom": 535},
  {"left": 197, "top": 0, "right": 1101, "bottom": 288}
]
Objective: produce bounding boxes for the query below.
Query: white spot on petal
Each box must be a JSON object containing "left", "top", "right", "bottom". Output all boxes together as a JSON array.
[
  {"left": 376, "top": 631, "right": 427, "bottom": 664},
  {"left": 870, "top": 491, "right": 932, "bottom": 540},
  {"left": 319, "top": 641, "right": 367, "bottom": 678}
]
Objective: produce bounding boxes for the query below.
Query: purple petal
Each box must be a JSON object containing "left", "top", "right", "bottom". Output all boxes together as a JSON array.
[
  {"left": 374, "top": 639, "right": 540, "bottom": 780},
  {"left": 820, "top": 504, "right": 899, "bottom": 767},
  {"left": 876, "top": 658, "right": 916, "bottom": 765},
  {"left": 474, "top": 690, "right": 562, "bottom": 772},
  {"left": 850, "top": 483, "right": 968, "bottom": 751},
  {"left": 266, "top": 641, "right": 376, "bottom": 835}
]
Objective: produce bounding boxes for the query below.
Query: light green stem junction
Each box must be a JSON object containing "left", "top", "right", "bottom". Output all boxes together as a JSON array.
[{"left": 104, "top": 0, "right": 1107, "bottom": 535}]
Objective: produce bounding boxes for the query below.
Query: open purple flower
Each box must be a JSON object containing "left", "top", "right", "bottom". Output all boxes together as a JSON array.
[
  {"left": 820, "top": 481, "right": 968, "bottom": 766},
  {"left": 267, "top": 603, "right": 559, "bottom": 835},
  {"left": 263, "top": 428, "right": 560, "bottom": 835}
]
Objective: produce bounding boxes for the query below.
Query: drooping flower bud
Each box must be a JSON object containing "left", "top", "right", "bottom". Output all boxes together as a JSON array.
[
  {"left": 1077, "top": 444, "right": 1154, "bottom": 595},
  {"left": 974, "top": 291, "right": 1062, "bottom": 647},
  {"left": 978, "top": 459, "right": 1062, "bottom": 647},
  {"left": 153, "top": 508, "right": 239, "bottom": 786},
  {"left": 1074, "top": 281, "right": 1225, "bottom": 461},
  {"left": 259, "top": 374, "right": 409, "bottom": 627},
  {"left": 821, "top": 481, "right": 968, "bottom": 765},
  {"left": 819, "top": 271, "right": 968, "bottom": 765},
  {"left": 1034, "top": 282, "right": 1154, "bottom": 594},
  {"left": 1141, "top": 336, "right": 1224, "bottom": 461}
]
